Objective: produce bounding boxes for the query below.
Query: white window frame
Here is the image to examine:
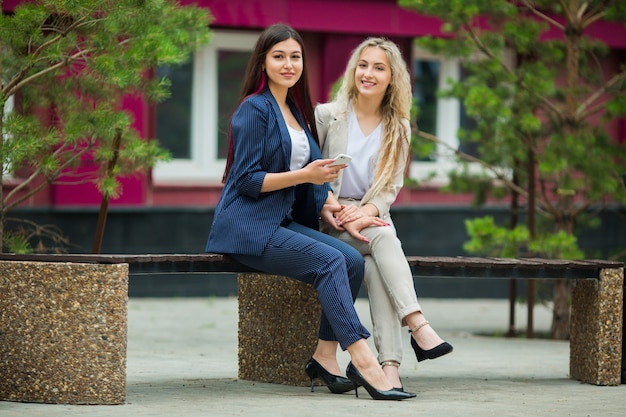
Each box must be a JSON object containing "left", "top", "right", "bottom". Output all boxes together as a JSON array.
[
  {"left": 409, "top": 46, "right": 463, "bottom": 186},
  {"left": 152, "top": 30, "right": 259, "bottom": 183},
  {"left": 410, "top": 46, "right": 516, "bottom": 186}
]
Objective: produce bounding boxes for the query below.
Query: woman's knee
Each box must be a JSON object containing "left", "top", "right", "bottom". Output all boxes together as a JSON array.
[
  {"left": 342, "top": 245, "right": 364, "bottom": 275},
  {"left": 367, "top": 226, "right": 401, "bottom": 248},
  {"left": 374, "top": 224, "right": 398, "bottom": 239}
]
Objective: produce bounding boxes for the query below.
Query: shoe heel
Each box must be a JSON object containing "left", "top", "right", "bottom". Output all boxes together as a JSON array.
[
  {"left": 410, "top": 338, "right": 427, "bottom": 361},
  {"left": 305, "top": 357, "right": 355, "bottom": 394},
  {"left": 305, "top": 360, "right": 317, "bottom": 392}
]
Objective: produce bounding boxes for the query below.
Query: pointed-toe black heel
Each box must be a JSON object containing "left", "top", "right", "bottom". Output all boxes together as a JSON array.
[
  {"left": 345, "top": 362, "right": 415, "bottom": 401},
  {"left": 392, "top": 386, "right": 416, "bottom": 397},
  {"left": 410, "top": 337, "right": 454, "bottom": 361},
  {"left": 305, "top": 358, "right": 355, "bottom": 394},
  {"left": 409, "top": 320, "right": 453, "bottom": 362},
  {"left": 380, "top": 361, "right": 416, "bottom": 397}
]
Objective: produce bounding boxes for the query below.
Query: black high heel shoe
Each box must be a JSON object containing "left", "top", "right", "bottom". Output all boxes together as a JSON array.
[
  {"left": 345, "top": 362, "right": 415, "bottom": 400},
  {"left": 409, "top": 321, "right": 453, "bottom": 362},
  {"left": 380, "top": 361, "right": 416, "bottom": 397},
  {"left": 305, "top": 358, "right": 355, "bottom": 394}
]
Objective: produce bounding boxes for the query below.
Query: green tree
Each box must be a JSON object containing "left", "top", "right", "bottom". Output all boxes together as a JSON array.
[
  {"left": 400, "top": 0, "right": 626, "bottom": 338},
  {"left": 0, "top": 0, "right": 211, "bottom": 252}
]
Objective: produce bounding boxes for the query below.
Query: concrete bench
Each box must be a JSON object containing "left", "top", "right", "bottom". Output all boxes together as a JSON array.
[{"left": 0, "top": 253, "right": 623, "bottom": 405}]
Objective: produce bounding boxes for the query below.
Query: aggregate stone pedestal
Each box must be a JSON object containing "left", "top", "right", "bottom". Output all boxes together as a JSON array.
[
  {"left": 570, "top": 267, "right": 624, "bottom": 386},
  {"left": 238, "top": 273, "right": 321, "bottom": 386},
  {"left": 0, "top": 261, "right": 128, "bottom": 404}
]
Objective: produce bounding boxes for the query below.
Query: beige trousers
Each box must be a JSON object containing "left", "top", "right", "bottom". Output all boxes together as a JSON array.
[{"left": 326, "top": 201, "right": 421, "bottom": 364}]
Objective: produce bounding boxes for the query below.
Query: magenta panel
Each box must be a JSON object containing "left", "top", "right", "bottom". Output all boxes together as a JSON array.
[
  {"left": 2, "top": 0, "right": 25, "bottom": 11},
  {"left": 187, "top": 0, "right": 626, "bottom": 46},
  {"left": 287, "top": 0, "right": 445, "bottom": 37},
  {"left": 183, "top": 0, "right": 287, "bottom": 29},
  {"left": 52, "top": 94, "right": 148, "bottom": 206},
  {"left": 8, "top": 1, "right": 626, "bottom": 45},
  {"left": 187, "top": 0, "right": 447, "bottom": 37},
  {"left": 539, "top": 15, "right": 626, "bottom": 48},
  {"left": 52, "top": 173, "right": 145, "bottom": 206}
]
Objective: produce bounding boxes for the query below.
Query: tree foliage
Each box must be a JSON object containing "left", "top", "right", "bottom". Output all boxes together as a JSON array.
[
  {"left": 401, "top": 0, "right": 626, "bottom": 249},
  {"left": 0, "top": 0, "right": 212, "bottom": 251},
  {"left": 400, "top": 0, "right": 626, "bottom": 338}
]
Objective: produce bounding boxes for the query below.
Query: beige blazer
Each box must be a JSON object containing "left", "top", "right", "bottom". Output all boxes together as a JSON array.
[{"left": 315, "top": 101, "right": 410, "bottom": 219}]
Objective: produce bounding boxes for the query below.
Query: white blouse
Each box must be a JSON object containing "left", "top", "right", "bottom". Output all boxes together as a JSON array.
[
  {"left": 340, "top": 109, "right": 382, "bottom": 199},
  {"left": 287, "top": 125, "right": 310, "bottom": 171}
]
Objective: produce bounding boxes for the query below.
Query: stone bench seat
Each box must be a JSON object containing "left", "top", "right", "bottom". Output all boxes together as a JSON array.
[{"left": 0, "top": 253, "right": 623, "bottom": 404}]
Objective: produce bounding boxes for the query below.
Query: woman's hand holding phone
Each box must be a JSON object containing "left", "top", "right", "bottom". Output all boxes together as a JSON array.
[{"left": 327, "top": 154, "right": 352, "bottom": 167}]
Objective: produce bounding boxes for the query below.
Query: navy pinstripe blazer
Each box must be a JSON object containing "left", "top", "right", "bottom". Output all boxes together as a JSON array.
[{"left": 206, "top": 88, "right": 330, "bottom": 256}]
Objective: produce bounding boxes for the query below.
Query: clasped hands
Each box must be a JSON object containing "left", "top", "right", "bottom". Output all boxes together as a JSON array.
[{"left": 321, "top": 202, "right": 389, "bottom": 243}]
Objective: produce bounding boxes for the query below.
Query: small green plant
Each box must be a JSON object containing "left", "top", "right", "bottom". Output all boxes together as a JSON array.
[
  {"left": 464, "top": 216, "right": 584, "bottom": 260},
  {"left": 3, "top": 218, "right": 73, "bottom": 254}
]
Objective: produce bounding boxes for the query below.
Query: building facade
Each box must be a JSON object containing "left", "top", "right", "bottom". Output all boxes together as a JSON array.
[
  {"left": 2, "top": 1, "right": 625, "bottom": 298},
  {"left": 6, "top": 0, "right": 625, "bottom": 209}
]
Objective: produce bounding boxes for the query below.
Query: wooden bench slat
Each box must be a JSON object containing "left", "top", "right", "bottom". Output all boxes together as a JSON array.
[{"left": 0, "top": 253, "right": 621, "bottom": 280}]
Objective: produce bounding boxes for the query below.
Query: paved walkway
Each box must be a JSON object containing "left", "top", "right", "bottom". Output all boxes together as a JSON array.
[{"left": 1, "top": 297, "right": 624, "bottom": 417}]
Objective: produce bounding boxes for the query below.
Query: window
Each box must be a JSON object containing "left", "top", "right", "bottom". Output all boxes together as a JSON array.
[
  {"left": 155, "top": 63, "right": 193, "bottom": 159},
  {"left": 457, "top": 64, "right": 480, "bottom": 158},
  {"left": 411, "top": 45, "right": 517, "bottom": 185},
  {"left": 410, "top": 46, "right": 462, "bottom": 184},
  {"left": 152, "top": 31, "right": 259, "bottom": 183},
  {"left": 411, "top": 44, "right": 494, "bottom": 184},
  {"left": 413, "top": 57, "right": 439, "bottom": 162}
]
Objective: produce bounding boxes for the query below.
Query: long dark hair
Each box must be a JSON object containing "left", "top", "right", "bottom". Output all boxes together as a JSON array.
[{"left": 222, "top": 23, "right": 319, "bottom": 182}]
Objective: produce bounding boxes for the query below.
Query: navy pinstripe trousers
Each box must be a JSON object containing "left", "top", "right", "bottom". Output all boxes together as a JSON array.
[{"left": 231, "top": 220, "right": 370, "bottom": 350}]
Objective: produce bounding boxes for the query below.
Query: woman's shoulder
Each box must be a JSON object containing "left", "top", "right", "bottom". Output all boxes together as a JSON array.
[
  {"left": 315, "top": 101, "right": 343, "bottom": 121},
  {"left": 240, "top": 92, "right": 273, "bottom": 107},
  {"left": 315, "top": 101, "right": 340, "bottom": 113},
  {"left": 234, "top": 92, "right": 275, "bottom": 117}
]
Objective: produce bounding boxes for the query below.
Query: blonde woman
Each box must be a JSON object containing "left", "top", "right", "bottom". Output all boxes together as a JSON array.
[{"left": 315, "top": 38, "right": 453, "bottom": 392}]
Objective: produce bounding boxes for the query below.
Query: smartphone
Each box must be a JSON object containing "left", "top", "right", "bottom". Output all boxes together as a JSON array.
[{"left": 327, "top": 154, "right": 352, "bottom": 167}]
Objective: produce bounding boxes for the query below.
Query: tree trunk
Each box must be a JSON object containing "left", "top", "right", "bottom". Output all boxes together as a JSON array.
[
  {"left": 550, "top": 279, "right": 571, "bottom": 339},
  {"left": 526, "top": 144, "right": 536, "bottom": 338},
  {"left": 547, "top": 0, "right": 582, "bottom": 341},
  {"left": 0, "top": 213, "right": 4, "bottom": 253}
]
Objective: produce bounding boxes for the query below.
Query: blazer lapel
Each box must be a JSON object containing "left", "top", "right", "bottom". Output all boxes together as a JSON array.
[
  {"left": 264, "top": 90, "right": 292, "bottom": 167},
  {"left": 325, "top": 107, "right": 349, "bottom": 160}
]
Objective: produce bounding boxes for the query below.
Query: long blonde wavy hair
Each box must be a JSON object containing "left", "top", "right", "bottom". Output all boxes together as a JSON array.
[{"left": 334, "top": 37, "right": 412, "bottom": 197}]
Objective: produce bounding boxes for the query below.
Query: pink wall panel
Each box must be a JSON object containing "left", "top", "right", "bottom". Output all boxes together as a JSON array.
[
  {"left": 51, "top": 95, "right": 148, "bottom": 206},
  {"left": 2, "top": 0, "right": 24, "bottom": 11},
  {"left": 186, "top": 0, "right": 626, "bottom": 47},
  {"left": 186, "top": 0, "right": 446, "bottom": 37},
  {"left": 52, "top": 172, "right": 145, "bottom": 206}
]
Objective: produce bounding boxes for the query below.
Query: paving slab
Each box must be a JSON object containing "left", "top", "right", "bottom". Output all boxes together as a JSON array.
[{"left": 1, "top": 297, "right": 624, "bottom": 417}]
